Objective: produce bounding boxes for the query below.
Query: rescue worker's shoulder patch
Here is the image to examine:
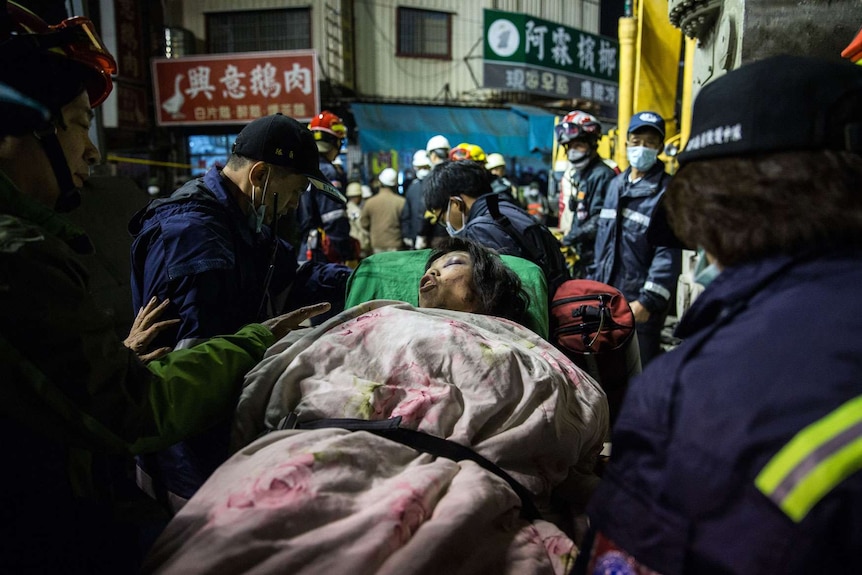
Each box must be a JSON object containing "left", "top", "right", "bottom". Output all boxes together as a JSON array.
[{"left": 0, "top": 214, "right": 45, "bottom": 253}]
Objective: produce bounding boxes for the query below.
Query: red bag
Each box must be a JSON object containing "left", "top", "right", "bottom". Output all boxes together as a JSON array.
[{"left": 550, "top": 279, "right": 641, "bottom": 424}]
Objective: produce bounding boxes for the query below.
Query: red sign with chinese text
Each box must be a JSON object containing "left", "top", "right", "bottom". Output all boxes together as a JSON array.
[{"left": 152, "top": 51, "right": 319, "bottom": 126}]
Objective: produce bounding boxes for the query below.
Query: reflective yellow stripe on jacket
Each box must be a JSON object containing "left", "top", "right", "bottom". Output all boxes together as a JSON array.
[{"left": 755, "top": 395, "right": 862, "bottom": 522}]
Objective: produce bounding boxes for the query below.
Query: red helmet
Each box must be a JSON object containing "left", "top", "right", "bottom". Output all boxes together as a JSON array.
[
  {"left": 554, "top": 111, "right": 602, "bottom": 145},
  {"left": 309, "top": 111, "right": 347, "bottom": 148},
  {"left": 0, "top": 1, "right": 117, "bottom": 109}
]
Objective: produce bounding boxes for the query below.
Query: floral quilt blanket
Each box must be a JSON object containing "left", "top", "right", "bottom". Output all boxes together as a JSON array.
[{"left": 144, "top": 301, "right": 608, "bottom": 575}]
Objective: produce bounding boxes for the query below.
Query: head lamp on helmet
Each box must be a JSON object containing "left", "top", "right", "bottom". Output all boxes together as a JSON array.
[{"left": 555, "top": 111, "right": 601, "bottom": 145}]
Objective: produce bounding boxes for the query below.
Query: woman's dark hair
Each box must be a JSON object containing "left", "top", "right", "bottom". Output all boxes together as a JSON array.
[
  {"left": 423, "top": 159, "right": 493, "bottom": 212},
  {"left": 425, "top": 237, "right": 531, "bottom": 325},
  {"left": 666, "top": 150, "right": 862, "bottom": 267}
]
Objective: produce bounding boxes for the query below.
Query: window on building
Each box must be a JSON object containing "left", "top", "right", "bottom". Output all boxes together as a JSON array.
[
  {"left": 397, "top": 7, "right": 451, "bottom": 59},
  {"left": 207, "top": 8, "right": 311, "bottom": 53}
]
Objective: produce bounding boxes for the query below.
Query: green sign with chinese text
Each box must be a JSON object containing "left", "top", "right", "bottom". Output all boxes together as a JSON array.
[{"left": 483, "top": 9, "right": 619, "bottom": 117}]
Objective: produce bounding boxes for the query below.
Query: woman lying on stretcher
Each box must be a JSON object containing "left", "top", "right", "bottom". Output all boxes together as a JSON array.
[
  {"left": 144, "top": 237, "right": 608, "bottom": 575},
  {"left": 418, "top": 237, "right": 530, "bottom": 324}
]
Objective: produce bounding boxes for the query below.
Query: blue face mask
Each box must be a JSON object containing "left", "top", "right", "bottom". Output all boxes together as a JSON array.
[
  {"left": 445, "top": 197, "right": 466, "bottom": 237},
  {"left": 247, "top": 167, "right": 271, "bottom": 233},
  {"left": 627, "top": 146, "right": 658, "bottom": 172},
  {"left": 694, "top": 249, "right": 721, "bottom": 288}
]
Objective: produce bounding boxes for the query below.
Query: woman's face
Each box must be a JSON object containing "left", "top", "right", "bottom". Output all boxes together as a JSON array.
[{"left": 418, "top": 250, "right": 478, "bottom": 313}]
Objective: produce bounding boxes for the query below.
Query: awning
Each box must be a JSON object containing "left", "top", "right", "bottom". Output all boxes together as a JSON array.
[{"left": 351, "top": 103, "right": 556, "bottom": 158}]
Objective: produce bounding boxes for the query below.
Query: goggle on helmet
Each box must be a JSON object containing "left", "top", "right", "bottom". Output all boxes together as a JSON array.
[
  {"left": 309, "top": 111, "right": 347, "bottom": 147},
  {"left": 449, "top": 142, "right": 486, "bottom": 163},
  {"left": 555, "top": 111, "right": 602, "bottom": 145},
  {"left": 2, "top": 2, "right": 117, "bottom": 107}
]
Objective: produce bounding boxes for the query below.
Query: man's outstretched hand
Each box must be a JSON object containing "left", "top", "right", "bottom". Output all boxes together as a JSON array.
[{"left": 262, "top": 302, "right": 332, "bottom": 340}]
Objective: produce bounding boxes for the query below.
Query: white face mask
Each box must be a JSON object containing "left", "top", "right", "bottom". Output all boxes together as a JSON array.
[
  {"left": 415, "top": 167, "right": 431, "bottom": 180},
  {"left": 445, "top": 197, "right": 466, "bottom": 237},
  {"left": 627, "top": 146, "right": 658, "bottom": 172},
  {"left": 247, "top": 167, "right": 271, "bottom": 233},
  {"left": 567, "top": 148, "right": 591, "bottom": 169}
]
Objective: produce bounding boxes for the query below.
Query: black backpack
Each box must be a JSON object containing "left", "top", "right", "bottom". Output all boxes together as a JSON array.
[{"left": 485, "top": 193, "right": 570, "bottom": 297}]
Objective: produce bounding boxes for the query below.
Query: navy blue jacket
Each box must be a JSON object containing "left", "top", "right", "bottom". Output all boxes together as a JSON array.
[
  {"left": 129, "top": 168, "right": 350, "bottom": 349},
  {"left": 592, "top": 161, "right": 679, "bottom": 315},
  {"left": 400, "top": 177, "right": 426, "bottom": 244},
  {"left": 297, "top": 157, "right": 353, "bottom": 263},
  {"left": 584, "top": 249, "right": 862, "bottom": 574},
  {"left": 460, "top": 192, "right": 568, "bottom": 294},
  {"left": 128, "top": 168, "right": 351, "bottom": 502},
  {"left": 562, "top": 156, "right": 617, "bottom": 274}
]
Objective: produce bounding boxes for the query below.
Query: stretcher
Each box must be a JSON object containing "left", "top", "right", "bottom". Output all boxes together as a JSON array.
[{"left": 143, "top": 251, "right": 607, "bottom": 575}]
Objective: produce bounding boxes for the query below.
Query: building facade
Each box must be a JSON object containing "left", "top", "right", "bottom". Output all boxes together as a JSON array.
[{"left": 93, "top": 0, "right": 614, "bottom": 190}]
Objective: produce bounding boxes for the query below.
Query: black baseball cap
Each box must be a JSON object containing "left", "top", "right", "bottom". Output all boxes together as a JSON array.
[
  {"left": 232, "top": 113, "right": 346, "bottom": 203},
  {"left": 678, "top": 54, "right": 862, "bottom": 165}
]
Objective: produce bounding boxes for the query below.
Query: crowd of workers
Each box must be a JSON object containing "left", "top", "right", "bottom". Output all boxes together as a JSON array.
[
  {"left": 287, "top": 101, "right": 679, "bottom": 366},
  {"left": 1, "top": 0, "right": 861, "bottom": 572}
]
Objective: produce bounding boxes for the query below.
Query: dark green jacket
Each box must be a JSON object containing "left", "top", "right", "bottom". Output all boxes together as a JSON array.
[{"left": 0, "top": 172, "right": 274, "bottom": 573}]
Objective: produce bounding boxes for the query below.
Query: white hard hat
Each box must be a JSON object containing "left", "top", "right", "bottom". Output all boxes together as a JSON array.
[
  {"left": 361, "top": 185, "right": 373, "bottom": 199},
  {"left": 346, "top": 181, "right": 362, "bottom": 198},
  {"left": 426, "top": 134, "right": 450, "bottom": 153},
  {"left": 485, "top": 153, "right": 506, "bottom": 170},
  {"left": 378, "top": 168, "right": 398, "bottom": 187},
  {"left": 412, "top": 149, "right": 431, "bottom": 168}
]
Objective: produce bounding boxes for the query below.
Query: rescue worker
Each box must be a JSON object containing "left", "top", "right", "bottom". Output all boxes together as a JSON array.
[
  {"left": 298, "top": 110, "right": 357, "bottom": 264},
  {"left": 421, "top": 134, "right": 453, "bottom": 249},
  {"left": 361, "top": 167, "right": 406, "bottom": 253},
  {"left": 0, "top": 2, "right": 330, "bottom": 572},
  {"left": 581, "top": 55, "right": 862, "bottom": 574},
  {"left": 401, "top": 149, "right": 431, "bottom": 249},
  {"left": 485, "top": 152, "right": 518, "bottom": 199},
  {"left": 345, "top": 180, "right": 369, "bottom": 258},
  {"left": 522, "top": 181, "right": 549, "bottom": 224},
  {"left": 129, "top": 113, "right": 353, "bottom": 508},
  {"left": 555, "top": 111, "right": 616, "bottom": 278},
  {"left": 424, "top": 159, "right": 569, "bottom": 296},
  {"left": 449, "top": 141, "right": 487, "bottom": 164},
  {"left": 591, "top": 111, "right": 680, "bottom": 365},
  {"left": 425, "top": 134, "right": 451, "bottom": 167}
]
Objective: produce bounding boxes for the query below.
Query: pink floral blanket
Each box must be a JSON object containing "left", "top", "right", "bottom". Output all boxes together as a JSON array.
[{"left": 144, "top": 301, "right": 608, "bottom": 574}]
